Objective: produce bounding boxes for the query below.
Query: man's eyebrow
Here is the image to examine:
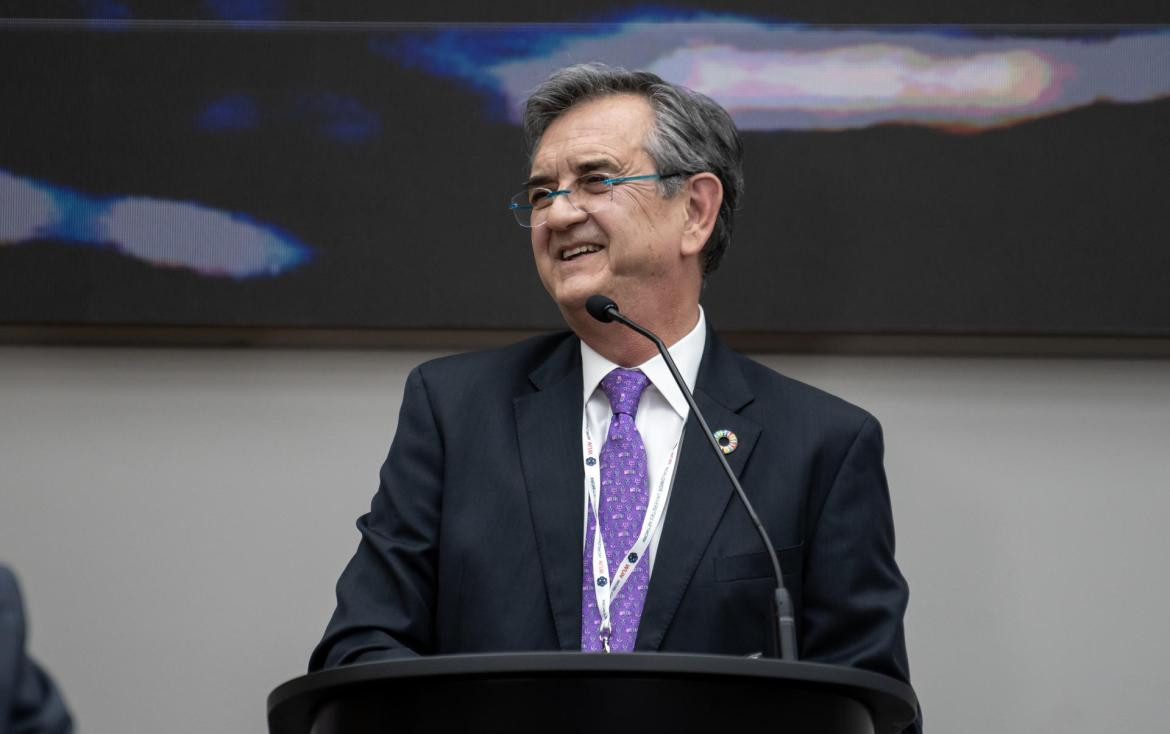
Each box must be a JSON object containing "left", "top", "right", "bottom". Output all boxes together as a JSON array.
[
  {"left": 573, "top": 158, "right": 618, "bottom": 175},
  {"left": 523, "top": 158, "right": 619, "bottom": 188},
  {"left": 523, "top": 173, "right": 556, "bottom": 189}
]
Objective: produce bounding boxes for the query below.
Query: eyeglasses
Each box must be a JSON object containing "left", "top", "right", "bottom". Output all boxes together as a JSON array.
[{"left": 508, "top": 172, "right": 685, "bottom": 228}]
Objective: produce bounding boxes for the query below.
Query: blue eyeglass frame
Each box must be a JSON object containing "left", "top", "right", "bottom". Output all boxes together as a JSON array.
[{"left": 508, "top": 172, "right": 682, "bottom": 212}]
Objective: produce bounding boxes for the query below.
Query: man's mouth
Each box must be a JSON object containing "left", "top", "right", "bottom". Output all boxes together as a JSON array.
[{"left": 560, "top": 244, "right": 604, "bottom": 261}]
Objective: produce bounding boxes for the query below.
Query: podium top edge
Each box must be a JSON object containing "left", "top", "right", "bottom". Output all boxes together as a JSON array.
[{"left": 268, "top": 651, "right": 917, "bottom": 716}]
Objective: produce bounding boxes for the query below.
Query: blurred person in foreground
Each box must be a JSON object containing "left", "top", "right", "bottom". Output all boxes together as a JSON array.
[{"left": 1, "top": 565, "right": 72, "bottom": 734}]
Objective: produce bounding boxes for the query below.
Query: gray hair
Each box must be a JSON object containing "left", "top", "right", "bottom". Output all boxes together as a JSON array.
[{"left": 522, "top": 63, "right": 744, "bottom": 277}]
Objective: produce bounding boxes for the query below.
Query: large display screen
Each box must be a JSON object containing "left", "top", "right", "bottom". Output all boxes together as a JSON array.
[{"left": 2, "top": 8, "right": 1168, "bottom": 336}]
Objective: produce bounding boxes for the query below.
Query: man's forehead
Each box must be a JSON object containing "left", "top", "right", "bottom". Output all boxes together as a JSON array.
[
  {"left": 529, "top": 94, "right": 653, "bottom": 177},
  {"left": 529, "top": 149, "right": 621, "bottom": 176}
]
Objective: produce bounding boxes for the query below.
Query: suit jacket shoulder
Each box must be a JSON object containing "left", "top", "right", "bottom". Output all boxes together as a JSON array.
[
  {"left": 410, "top": 331, "right": 578, "bottom": 407},
  {"left": 723, "top": 345, "right": 874, "bottom": 430}
]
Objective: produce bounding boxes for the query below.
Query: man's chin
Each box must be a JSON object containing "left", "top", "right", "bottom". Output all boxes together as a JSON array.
[
  {"left": 549, "top": 276, "right": 608, "bottom": 313},
  {"left": 553, "top": 290, "right": 591, "bottom": 316}
]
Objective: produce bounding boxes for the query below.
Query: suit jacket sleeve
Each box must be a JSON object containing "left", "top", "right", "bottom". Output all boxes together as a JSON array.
[
  {"left": 800, "top": 416, "right": 921, "bottom": 733},
  {"left": 309, "top": 366, "right": 445, "bottom": 670}
]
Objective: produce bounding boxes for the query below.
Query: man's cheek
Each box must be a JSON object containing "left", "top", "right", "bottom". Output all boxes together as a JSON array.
[{"left": 531, "top": 229, "right": 550, "bottom": 257}]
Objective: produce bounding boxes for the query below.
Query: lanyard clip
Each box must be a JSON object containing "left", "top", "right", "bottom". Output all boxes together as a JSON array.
[{"left": 599, "top": 625, "right": 612, "bottom": 653}]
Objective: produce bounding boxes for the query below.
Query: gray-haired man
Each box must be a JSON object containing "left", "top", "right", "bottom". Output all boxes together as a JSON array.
[{"left": 314, "top": 63, "right": 919, "bottom": 732}]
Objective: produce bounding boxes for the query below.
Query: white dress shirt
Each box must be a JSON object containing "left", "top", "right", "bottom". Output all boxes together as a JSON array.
[{"left": 580, "top": 307, "right": 707, "bottom": 575}]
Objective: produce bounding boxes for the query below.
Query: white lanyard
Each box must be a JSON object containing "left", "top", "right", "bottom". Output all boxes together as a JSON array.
[{"left": 582, "top": 410, "right": 680, "bottom": 652}]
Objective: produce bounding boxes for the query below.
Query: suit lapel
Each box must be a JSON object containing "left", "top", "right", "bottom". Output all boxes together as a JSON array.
[
  {"left": 514, "top": 336, "right": 585, "bottom": 650},
  {"left": 635, "top": 329, "right": 760, "bottom": 651}
]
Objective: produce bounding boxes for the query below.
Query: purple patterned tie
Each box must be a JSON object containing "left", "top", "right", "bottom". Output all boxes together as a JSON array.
[{"left": 582, "top": 367, "right": 652, "bottom": 652}]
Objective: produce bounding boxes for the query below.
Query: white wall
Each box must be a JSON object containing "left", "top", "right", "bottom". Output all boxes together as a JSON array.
[{"left": 1, "top": 345, "right": 1167, "bottom": 733}]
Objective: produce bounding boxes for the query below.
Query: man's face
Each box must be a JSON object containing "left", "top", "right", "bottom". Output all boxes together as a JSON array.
[{"left": 527, "top": 94, "right": 692, "bottom": 317}]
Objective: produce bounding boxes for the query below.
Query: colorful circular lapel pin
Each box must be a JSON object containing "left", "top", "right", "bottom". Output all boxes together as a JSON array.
[{"left": 713, "top": 429, "right": 739, "bottom": 455}]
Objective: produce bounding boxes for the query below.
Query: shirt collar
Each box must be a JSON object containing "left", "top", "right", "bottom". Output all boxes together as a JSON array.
[{"left": 580, "top": 306, "right": 707, "bottom": 420}]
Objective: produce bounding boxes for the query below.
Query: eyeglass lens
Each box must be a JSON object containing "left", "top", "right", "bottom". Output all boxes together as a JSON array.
[{"left": 510, "top": 177, "right": 614, "bottom": 228}]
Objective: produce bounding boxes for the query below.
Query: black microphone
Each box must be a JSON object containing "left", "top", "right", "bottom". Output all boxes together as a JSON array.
[{"left": 584, "top": 294, "right": 798, "bottom": 661}]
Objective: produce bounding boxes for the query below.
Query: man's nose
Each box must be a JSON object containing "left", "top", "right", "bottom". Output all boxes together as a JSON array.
[{"left": 543, "top": 191, "right": 588, "bottom": 229}]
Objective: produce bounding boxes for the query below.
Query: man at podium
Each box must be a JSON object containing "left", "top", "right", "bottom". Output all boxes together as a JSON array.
[{"left": 311, "top": 63, "right": 918, "bottom": 732}]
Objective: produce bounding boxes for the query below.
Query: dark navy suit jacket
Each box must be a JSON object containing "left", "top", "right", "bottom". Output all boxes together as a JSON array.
[
  {"left": 0, "top": 567, "right": 72, "bottom": 734},
  {"left": 311, "top": 327, "right": 918, "bottom": 730}
]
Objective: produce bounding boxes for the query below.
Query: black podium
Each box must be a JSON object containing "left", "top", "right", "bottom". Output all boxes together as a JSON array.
[{"left": 268, "top": 653, "right": 918, "bottom": 734}]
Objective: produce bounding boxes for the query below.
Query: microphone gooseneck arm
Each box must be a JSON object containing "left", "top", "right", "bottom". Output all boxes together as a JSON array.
[{"left": 584, "top": 295, "right": 798, "bottom": 661}]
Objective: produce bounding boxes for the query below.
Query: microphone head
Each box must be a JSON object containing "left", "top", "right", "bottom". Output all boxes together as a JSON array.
[{"left": 586, "top": 295, "right": 619, "bottom": 323}]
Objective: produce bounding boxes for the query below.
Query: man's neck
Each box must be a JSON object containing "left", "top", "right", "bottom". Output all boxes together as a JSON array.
[{"left": 568, "top": 302, "right": 701, "bottom": 367}]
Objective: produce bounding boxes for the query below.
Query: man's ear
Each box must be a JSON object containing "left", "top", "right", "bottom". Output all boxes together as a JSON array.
[{"left": 680, "top": 173, "right": 723, "bottom": 258}]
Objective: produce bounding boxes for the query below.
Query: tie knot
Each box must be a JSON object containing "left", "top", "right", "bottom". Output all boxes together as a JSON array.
[{"left": 600, "top": 368, "right": 650, "bottom": 417}]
